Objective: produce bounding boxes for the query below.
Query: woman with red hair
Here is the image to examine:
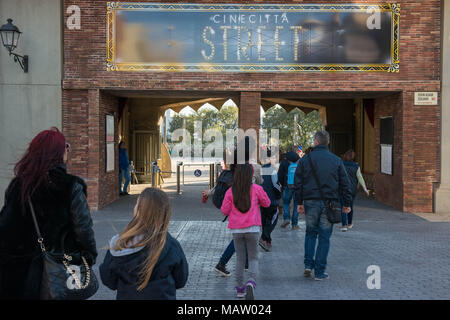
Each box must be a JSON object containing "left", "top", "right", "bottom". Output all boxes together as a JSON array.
[{"left": 0, "top": 127, "right": 97, "bottom": 299}]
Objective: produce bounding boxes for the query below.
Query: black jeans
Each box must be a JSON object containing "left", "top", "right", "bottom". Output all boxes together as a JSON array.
[{"left": 261, "top": 206, "right": 278, "bottom": 243}]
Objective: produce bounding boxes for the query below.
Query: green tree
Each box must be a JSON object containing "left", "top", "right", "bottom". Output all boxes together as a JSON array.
[
  {"left": 261, "top": 106, "right": 323, "bottom": 152},
  {"left": 167, "top": 105, "right": 239, "bottom": 157}
]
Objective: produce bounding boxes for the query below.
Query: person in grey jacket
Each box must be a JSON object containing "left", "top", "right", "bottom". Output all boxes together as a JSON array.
[
  {"left": 0, "top": 127, "right": 97, "bottom": 299},
  {"left": 294, "top": 130, "right": 352, "bottom": 281}
]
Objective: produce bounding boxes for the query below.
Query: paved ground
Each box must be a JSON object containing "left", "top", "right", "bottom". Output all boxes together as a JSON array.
[{"left": 91, "top": 168, "right": 450, "bottom": 300}]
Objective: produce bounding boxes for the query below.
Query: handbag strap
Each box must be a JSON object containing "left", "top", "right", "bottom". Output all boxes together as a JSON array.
[
  {"left": 307, "top": 154, "right": 328, "bottom": 206},
  {"left": 27, "top": 197, "right": 47, "bottom": 252}
]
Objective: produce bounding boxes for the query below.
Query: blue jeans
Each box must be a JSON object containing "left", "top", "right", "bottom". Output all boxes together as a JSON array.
[
  {"left": 282, "top": 187, "right": 298, "bottom": 226},
  {"left": 119, "top": 167, "right": 131, "bottom": 193},
  {"left": 341, "top": 194, "right": 356, "bottom": 226},
  {"left": 304, "top": 200, "right": 333, "bottom": 276}
]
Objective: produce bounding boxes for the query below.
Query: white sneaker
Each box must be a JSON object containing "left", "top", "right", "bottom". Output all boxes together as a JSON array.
[{"left": 340, "top": 227, "right": 348, "bottom": 232}]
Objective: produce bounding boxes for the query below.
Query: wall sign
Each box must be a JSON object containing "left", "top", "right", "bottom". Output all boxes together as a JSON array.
[
  {"left": 414, "top": 92, "right": 438, "bottom": 106},
  {"left": 380, "top": 117, "right": 393, "bottom": 175},
  {"left": 106, "top": 2, "right": 400, "bottom": 72},
  {"left": 106, "top": 114, "right": 115, "bottom": 172},
  {"left": 380, "top": 144, "right": 392, "bottom": 175}
]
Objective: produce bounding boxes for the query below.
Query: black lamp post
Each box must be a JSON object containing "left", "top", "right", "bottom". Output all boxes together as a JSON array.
[{"left": 0, "top": 19, "right": 28, "bottom": 73}]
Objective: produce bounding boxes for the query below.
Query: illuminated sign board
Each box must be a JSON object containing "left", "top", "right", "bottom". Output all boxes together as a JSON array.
[{"left": 106, "top": 2, "right": 400, "bottom": 72}]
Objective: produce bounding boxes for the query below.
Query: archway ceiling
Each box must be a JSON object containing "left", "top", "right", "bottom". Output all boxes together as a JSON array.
[
  {"left": 261, "top": 98, "right": 327, "bottom": 125},
  {"left": 127, "top": 96, "right": 328, "bottom": 125},
  {"left": 160, "top": 98, "right": 231, "bottom": 113}
]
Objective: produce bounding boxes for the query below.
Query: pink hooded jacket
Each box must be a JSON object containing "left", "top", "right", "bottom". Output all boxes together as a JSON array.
[{"left": 220, "top": 184, "right": 271, "bottom": 230}]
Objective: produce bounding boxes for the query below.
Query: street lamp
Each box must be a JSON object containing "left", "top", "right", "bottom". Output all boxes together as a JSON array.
[{"left": 0, "top": 19, "right": 28, "bottom": 73}]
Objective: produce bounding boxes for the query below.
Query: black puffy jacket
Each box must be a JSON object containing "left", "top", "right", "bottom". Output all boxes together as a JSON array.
[
  {"left": 99, "top": 232, "right": 188, "bottom": 300},
  {"left": 0, "top": 165, "right": 97, "bottom": 299}
]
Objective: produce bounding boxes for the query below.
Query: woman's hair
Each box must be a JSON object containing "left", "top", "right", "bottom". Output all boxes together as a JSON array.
[
  {"left": 113, "top": 188, "right": 171, "bottom": 291},
  {"left": 342, "top": 149, "right": 356, "bottom": 161},
  {"left": 231, "top": 164, "right": 253, "bottom": 213},
  {"left": 14, "top": 127, "right": 66, "bottom": 206}
]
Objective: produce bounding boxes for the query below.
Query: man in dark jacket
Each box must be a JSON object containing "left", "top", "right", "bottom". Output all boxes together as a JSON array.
[
  {"left": 294, "top": 130, "right": 352, "bottom": 281},
  {"left": 277, "top": 146, "right": 301, "bottom": 229}
]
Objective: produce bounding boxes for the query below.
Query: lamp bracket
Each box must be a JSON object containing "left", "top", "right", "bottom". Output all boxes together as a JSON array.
[{"left": 9, "top": 52, "right": 28, "bottom": 73}]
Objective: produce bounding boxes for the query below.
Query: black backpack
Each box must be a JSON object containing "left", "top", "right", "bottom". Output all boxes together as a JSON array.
[{"left": 212, "top": 170, "right": 233, "bottom": 209}]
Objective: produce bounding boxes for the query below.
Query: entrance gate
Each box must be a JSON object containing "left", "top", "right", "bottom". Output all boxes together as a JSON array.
[{"left": 133, "top": 130, "right": 159, "bottom": 182}]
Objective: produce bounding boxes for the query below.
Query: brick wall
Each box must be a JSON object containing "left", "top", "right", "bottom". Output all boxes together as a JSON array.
[
  {"left": 63, "top": 0, "right": 441, "bottom": 89},
  {"left": 239, "top": 92, "right": 261, "bottom": 131},
  {"left": 99, "top": 91, "right": 120, "bottom": 209},
  {"left": 373, "top": 91, "right": 441, "bottom": 213},
  {"left": 374, "top": 93, "right": 404, "bottom": 210},
  {"left": 62, "top": 0, "right": 442, "bottom": 212},
  {"left": 63, "top": 89, "right": 119, "bottom": 210}
]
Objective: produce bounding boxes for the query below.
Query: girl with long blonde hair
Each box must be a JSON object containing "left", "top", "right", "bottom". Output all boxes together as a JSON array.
[{"left": 100, "top": 188, "right": 188, "bottom": 299}]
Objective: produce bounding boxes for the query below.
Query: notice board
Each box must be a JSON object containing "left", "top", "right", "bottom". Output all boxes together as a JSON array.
[{"left": 380, "top": 117, "right": 393, "bottom": 175}]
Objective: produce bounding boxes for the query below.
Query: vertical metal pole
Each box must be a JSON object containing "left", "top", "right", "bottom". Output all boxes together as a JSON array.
[
  {"left": 212, "top": 163, "right": 215, "bottom": 188},
  {"left": 182, "top": 165, "right": 185, "bottom": 185},
  {"left": 151, "top": 163, "right": 156, "bottom": 187},
  {"left": 177, "top": 164, "right": 181, "bottom": 194},
  {"left": 294, "top": 113, "right": 298, "bottom": 146},
  {"left": 209, "top": 163, "right": 215, "bottom": 189},
  {"left": 215, "top": 163, "right": 221, "bottom": 182}
]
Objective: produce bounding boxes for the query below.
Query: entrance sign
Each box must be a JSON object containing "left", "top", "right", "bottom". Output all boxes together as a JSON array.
[
  {"left": 106, "top": 114, "right": 115, "bottom": 172},
  {"left": 414, "top": 92, "right": 438, "bottom": 106},
  {"left": 106, "top": 2, "right": 400, "bottom": 72},
  {"left": 380, "top": 144, "right": 392, "bottom": 175},
  {"left": 380, "top": 117, "right": 393, "bottom": 175}
]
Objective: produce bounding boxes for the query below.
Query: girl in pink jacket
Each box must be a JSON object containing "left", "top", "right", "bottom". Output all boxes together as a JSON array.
[{"left": 221, "top": 164, "right": 271, "bottom": 299}]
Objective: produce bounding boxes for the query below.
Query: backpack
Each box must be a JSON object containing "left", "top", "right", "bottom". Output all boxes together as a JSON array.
[
  {"left": 212, "top": 170, "right": 233, "bottom": 209},
  {"left": 286, "top": 161, "right": 298, "bottom": 188}
]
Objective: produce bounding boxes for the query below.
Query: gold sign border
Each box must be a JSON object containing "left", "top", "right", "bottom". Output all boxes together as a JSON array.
[{"left": 106, "top": 2, "right": 400, "bottom": 72}]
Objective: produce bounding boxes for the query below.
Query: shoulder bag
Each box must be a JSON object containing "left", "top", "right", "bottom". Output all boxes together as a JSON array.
[
  {"left": 306, "top": 155, "right": 342, "bottom": 224},
  {"left": 28, "top": 197, "right": 99, "bottom": 300}
]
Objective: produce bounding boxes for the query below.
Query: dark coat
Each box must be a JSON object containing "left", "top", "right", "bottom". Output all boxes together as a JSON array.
[
  {"left": 293, "top": 145, "right": 353, "bottom": 207},
  {"left": 277, "top": 152, "right": 300, "bottom": 187},
  {"left": 343, "top": 160, "right": 359, "bottom": 196},
  {"left": 99, "top": 232, "right": 188, "bottom": 300},
  {"left": 119, "top": 148, "right": 130, "bottom": 170},
  {"left": 0, "top": 165, "right": 97, "bottom": 299},
  {"left": 262, "top": 163, "right": 282, "bottom": 207}
]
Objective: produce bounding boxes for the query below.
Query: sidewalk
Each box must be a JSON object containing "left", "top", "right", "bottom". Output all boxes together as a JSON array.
[{"left": 91, "top": 178, "right": 450, "bottom": 300}]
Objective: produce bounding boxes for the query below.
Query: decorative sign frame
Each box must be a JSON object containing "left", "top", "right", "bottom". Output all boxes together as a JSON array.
[{"left": 107, "top": 2, "right": 400, "bottom": 72}]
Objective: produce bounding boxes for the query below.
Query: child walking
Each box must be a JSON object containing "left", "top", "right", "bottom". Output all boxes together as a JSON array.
[
  {"left": 221, "top": 164, "right": 271, "bottom": 299},
  {"left": 99, "top": 188, "right": 188, "bottom": 300},
  {"left": 260, "top": 148, "right": 282, "bottom": 251}
]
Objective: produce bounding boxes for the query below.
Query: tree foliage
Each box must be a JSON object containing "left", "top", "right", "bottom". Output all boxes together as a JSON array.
[
  {"left": 167, "top": 105, "right": 238, "bottom": 156},
  {"left": 261, "top": 106, "right": 323, "bottom": 152},
  {"left": 167, "top": 104, "right": 323, "bottom": 156}
]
